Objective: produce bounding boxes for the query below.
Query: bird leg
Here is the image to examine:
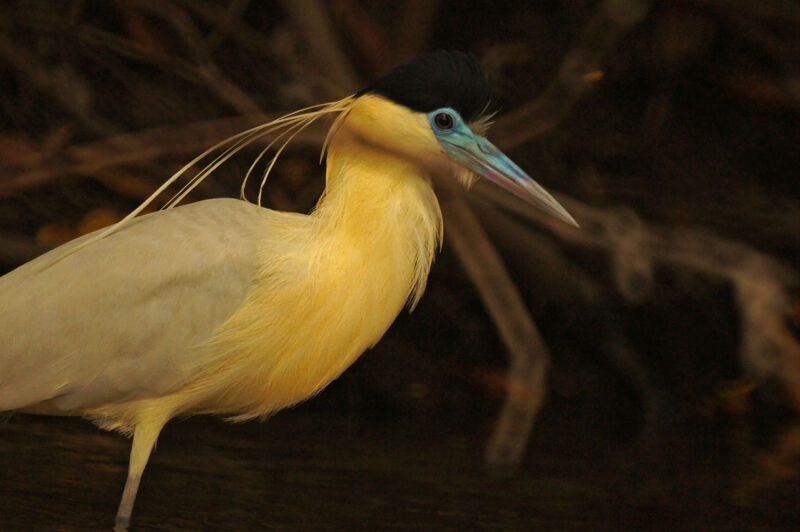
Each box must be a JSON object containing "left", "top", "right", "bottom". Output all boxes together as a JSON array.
[{"left": 114, "top": 416, "right": 167, "bottom": 531}]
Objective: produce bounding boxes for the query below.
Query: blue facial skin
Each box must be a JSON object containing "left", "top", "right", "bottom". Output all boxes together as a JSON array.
[
  {"left": 426, "top": 107, "right": 579, "bottom": 227},
  {"left": 427, "top": 107, "right": 537, "bottom": 196}
]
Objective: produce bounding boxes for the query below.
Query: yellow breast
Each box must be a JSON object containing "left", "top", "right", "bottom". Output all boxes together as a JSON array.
[{"left": 167, "top": 129, "right": 443, "bottom": 420}]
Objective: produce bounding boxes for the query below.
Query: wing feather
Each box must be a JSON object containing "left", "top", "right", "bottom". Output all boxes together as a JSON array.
[{"left": 0, "top": 198, "right": 277, "bottom": 412}]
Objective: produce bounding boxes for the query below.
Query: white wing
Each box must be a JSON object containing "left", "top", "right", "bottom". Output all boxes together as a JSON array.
[{"left": 0, "top": 198, "right": 280, "bottom": 412}]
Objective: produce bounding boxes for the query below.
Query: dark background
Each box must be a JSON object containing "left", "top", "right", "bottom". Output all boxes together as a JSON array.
[{"left": 1, "top": 0, "right": 799, "bottom": 530}]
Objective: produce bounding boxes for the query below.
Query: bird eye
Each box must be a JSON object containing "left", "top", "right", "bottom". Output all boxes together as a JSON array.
[{"left": 434, "top": 112, "right": 453, "bottom": 130}]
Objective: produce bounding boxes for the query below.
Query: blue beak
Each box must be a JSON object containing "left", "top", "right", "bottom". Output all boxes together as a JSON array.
[
  {"left": 428, "top": 108, "right": 578, "bottom": 227},
  {"left": 440, "top": 132, "right": 578, "bottom": 227}
]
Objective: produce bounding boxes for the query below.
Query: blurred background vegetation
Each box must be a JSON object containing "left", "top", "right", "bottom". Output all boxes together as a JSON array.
[{"left": 1, "top": 0, "right": 799, "bottom": 529}]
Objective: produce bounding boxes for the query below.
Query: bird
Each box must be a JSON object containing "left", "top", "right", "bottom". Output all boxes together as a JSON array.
[{"left": 0, "top": 50, "right": 577, "bottom": 530}]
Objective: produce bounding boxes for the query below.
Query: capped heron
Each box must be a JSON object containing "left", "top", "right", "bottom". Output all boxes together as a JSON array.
[{"left": 0, "top": 51, "right": 577, "bottom": 529}]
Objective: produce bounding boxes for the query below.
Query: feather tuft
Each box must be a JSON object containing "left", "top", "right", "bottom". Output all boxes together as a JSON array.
[{"left": 38, "top": 97, "right": 357, "bottom": 272}]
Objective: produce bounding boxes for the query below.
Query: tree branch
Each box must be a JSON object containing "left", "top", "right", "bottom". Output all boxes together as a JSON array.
[{"left": 441, "top": 189, "right": 551, "bottom": 469}]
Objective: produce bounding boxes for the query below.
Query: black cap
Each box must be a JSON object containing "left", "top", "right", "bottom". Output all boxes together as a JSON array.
[{"left": 358, "top": 50, "right": 492, "bottom": 123}]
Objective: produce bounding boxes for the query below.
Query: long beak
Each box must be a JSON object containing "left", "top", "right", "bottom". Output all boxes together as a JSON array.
[{"left": 440, "top": 132, "right": 579, "bottom": 227}]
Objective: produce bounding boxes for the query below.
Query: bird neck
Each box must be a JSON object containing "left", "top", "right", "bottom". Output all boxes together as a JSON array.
[
  {"left": 172, "top": 133, "right": 443, "bottom": 419},
  {"left": 146, "top": 124, "right": 445, "bottom": 420},
  {"left": 313, "top": 133, "right": 443, "bottom": 307}
]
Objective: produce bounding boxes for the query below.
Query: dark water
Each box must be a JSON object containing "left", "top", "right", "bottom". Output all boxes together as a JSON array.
[{"left": 2, "top": 398, "right": 799, "bottom": 531}]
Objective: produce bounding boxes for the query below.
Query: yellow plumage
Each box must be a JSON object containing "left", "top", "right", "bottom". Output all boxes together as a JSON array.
[{"left": 83, "top": 95, "right": 443, "bottom": 433}]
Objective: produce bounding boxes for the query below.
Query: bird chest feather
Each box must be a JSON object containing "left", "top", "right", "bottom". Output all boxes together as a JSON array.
[{"left": 171, "top": 142, "right": 443, "bottom": 420}]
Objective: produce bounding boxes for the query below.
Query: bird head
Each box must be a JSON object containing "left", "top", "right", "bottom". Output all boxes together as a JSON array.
[{"left": 338, "top": 50, "right": 578, "bottom": 227}]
